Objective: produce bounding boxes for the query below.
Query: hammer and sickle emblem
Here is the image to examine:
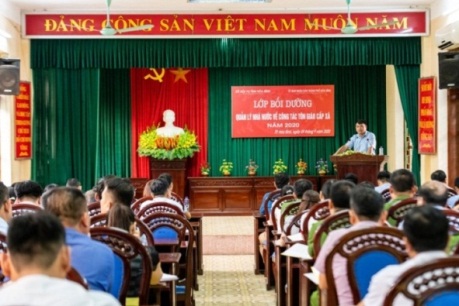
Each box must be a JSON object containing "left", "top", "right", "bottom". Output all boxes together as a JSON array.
[{"left": 144, "top": 68, "right": 166, "bottom": 82}]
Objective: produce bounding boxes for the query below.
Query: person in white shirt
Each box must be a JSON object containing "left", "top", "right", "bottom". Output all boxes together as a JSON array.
[
  {"left": 358, "top": 205, "right": 449, "bottom": 306},
  {"left": 0, "top": 211, "right": 120, "bottom": 306},
  {"left": 0, "top": 182, "right": 12, "bottom": 235}
]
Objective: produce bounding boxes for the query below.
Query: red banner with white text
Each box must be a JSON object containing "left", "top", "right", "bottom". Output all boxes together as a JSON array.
[
  {"left": 418, "top": 77, "right": 436, "bottom": 154},
  {"left": 15, "top": 82, "right": 32, "bottom": 159},
  {"left": 232, "top": 85, "right": 334, "bottom": 138},
  {"left": 23, "top": 11, "right": 429, "bottom": 38}
]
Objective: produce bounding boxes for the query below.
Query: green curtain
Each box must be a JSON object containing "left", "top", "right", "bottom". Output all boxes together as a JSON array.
[
  {"left": 208, "top": 66, "right": 387, "bottom": 177},
  {"left": 31, "top": 68, "right": 131, "bottom": 190},
  {"left": 32, "top": 69, "right": 100, "bottom": 190},
  {"left": 31, "top": 37, "right": 421, "bottom": 69},
  {"left": 394, "top": 65, "right": 421, "bottom": 185}
]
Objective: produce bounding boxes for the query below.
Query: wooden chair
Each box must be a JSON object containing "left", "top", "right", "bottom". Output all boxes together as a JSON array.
[
  {"left": 66, "top": 267, "right": 88, "bottom": 289},
  {"left": 323, "top": 227, "right": 407, "bottom": 306},
  {"left": 380, "top": 188, "right": 392, "bottom": 203},
  {"left": 137, "top": 202, "right": 184, "bottom": 220},
  {"left": 263, "top": 189, "right": 282, "bottom": 220},
  {"left": 12, "top": 203, "right": 42, "bottom": 217},
  {"left": 171, "top": 192, "right": 184, "bottom": 209},
  {"left": 313, "top": 210, "right": 351, "bottom": 258},
  {"left": 447, "top": 186, "right": 457, "bottom": 198},
  {"left": 89, "top": 213, "right": 155, "bottom": 247},
  {"left": 143, "top": 212, "right": 195, "bottom": 306},
  {"left": 299, "top": 200, "right": 330, "bottom": 241},
  {"left": 270, "top": 195, "right": 296, "bottom": 234},
  {"left": 443, "top": 208, "right": 459, "bottom": 233},
  {"left": 87, "top": 202, "right": 101, "bottom": 217},
  {"left": 280, "top": 202, "right": 301, "bottom": 234},
  {"left": 131, "top": 196, "right": 153, "bottom": 215},
  {"left": 383, "top": 257, "right": 459, "bottom": 306},
  {"left": 386, "top": 198, "right": 417, "bottom": 226},
  {"left": 89, "top": 227, "right": 153, "bottom": 306}
]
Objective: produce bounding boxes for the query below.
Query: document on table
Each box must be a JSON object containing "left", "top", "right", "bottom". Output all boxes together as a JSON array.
[
  {"left": 305, "top": 267, "right": 320, "bottom": 284},
  {"left": 287, "top": 232, "right": 304, "bottom": 242},
  {"left": 160, "top": 273, "right": 179, "bottom": 282},
  {"left": 281, "top": 243, "right": 312, "bottom": 260}
]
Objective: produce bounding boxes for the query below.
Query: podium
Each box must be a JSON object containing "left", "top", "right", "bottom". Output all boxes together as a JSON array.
[
  {"left": 330, "top": 153, "right": 388, "bottom": 185},
  {"left": 149, "top": 158, "right": 187, "bottom": 198}
]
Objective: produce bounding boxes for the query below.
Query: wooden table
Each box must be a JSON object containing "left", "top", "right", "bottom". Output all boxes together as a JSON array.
[{"left": 158, "top": 252, "right": 181, "bottom": 306}]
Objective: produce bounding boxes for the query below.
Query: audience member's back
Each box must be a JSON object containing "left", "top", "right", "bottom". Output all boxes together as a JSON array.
[{"left": 42, "top": 187, "right": 115, "bottom": 293}]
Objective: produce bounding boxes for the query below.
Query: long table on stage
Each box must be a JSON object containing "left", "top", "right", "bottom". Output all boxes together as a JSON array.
[{"left": 188, "top": 175, "right": 335, "bottom": 215}]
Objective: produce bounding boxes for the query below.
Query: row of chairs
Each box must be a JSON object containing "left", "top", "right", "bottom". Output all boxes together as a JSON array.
[{"left": 254, "top": 192, "right": 459, "bottom": 306}]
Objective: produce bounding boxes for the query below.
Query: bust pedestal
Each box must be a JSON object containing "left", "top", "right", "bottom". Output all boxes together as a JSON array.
[{"left": 149, "top": 158, "right": 187, "bottom": 198}]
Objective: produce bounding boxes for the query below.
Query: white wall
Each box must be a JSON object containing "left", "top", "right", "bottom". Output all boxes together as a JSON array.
[{"left": 0, "top": 12, "right": 31, "bottom": 185}]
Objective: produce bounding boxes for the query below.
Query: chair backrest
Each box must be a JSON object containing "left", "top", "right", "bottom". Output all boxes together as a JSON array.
[
  {"left": 299, "top": 200, "right": 330, "bottom": 240},
  {"left": 313, "top": 210, "right": 351, "bottom": 258},
  {"left": 89, "top": 213, "right": 155, "bottom": 246},
  {"left": 66, "top": 266, "right": 88, "bottom": 290},
  {"left": 380, "top": 188, "right": 392, "bottom": 203},
  {"left": 263, "top": 189, "right": 282, "bottom": 219},
  {"left": 443, "top": 208, "right": 459, "bottom": 233},
  {"left": 131, "top": 196, "right": 153, "bottom": 215},
  {"left": 171, "top": 192, "right": 184, "bottom": 209},
  {"left": 383, "top": 257, "right": 459, "bottom": 306},
  {"left": 270, "top": 194, "right": 295, "bottom": 232},
  {"left": 12, "top": 203, "right": 42, "bottom": 218},
  {"left": 142, "top": 212, "right": 195, "bottom": 304},
  {"left": 325, "top": 226, "right": 407, "bottom": 306},
  {"left": 279, "top": 201, "right": 301, "bottom": 234},
  {"left": 87, "top": 202, "right": 101, "bottom": 217},
  {"left": 0, "top": 233, "right": 6, "bottom": 253},
  {"left": 89, "top": 227, "right": 153, "bottom": 306},
  {"left": 387, "top": 198, "right": 417, "bottom": 226},
  {"left": 137, "top": 201, "right": 184, "bottom": 220},
  {"left": 447, "top": 187, "right": 458, "bottom": 198}
]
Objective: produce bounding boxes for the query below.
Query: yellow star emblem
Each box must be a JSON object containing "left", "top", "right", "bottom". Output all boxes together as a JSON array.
[{"left": 170, "top": 68, "right": 191, "bottom": 83}]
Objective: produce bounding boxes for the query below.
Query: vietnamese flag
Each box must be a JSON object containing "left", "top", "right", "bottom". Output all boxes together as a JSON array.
[{"left": 130, "top": 68, "right": 208, "bottom": 178}]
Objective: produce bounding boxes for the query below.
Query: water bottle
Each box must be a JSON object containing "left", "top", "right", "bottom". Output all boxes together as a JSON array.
[
  {"left": 378, "top": 146, "right": 384, "bottom": 156},
  {"left": 184, "top": 196, "right": 190, "bottom": 212}
]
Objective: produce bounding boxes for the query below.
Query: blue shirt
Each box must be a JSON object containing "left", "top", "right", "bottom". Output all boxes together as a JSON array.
[
  {"left": 65, "top": 228, "right": 115, "bottom": 293},
  {"left": 259, "top": 191, "right": 275, "bottom": 215},
  {"left": 346, "top": 131, "right": 376, "bottom": 154},
  {"left": 447, "top": 194, "right": 459, "bottom": 208}
]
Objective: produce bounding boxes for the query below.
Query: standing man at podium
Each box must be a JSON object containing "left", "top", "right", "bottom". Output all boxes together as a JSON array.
[{"left": 335, "top": 119, "right": 376, "bottom": 155}]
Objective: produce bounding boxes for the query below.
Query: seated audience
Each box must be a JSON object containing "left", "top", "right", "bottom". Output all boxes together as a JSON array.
[
  {"left": 314, "top": 186, "right": 386, "bottom": 306},
  {"left": 85, "top": 189, "right": 97, "bottom": 204},
  {"left": 384, "top": 169, "right": 416, "bottom": 225},
  {"left": 13, "top": 180, "right": 43, "bottom": 206},
  {"left": 307, "top": 180, "right": 355, "bottom": 257},
  {"left": 447, "top": 177, "right": 459, "bottom": 208},
  {"left": 358, "top": 205, "right": 449, "bottom": 306},
  {"left": 100, "top": 177, "right": 135, "bottom": 214},
  {"left": 139, "top": 178, "right": 189, "bottom": 217},
  {"left": 297, "top": 190, "right": 321, "bottom": 233},
  {"left": 142, "top": 180, "right": 154, "bottom": 198},
  {"left": 107, "top": 205, "right": 163, "bottom": 302},
  {"left": 158, "top": 173, "right": 174, "bottom": 196},
  {"left": 431, "top": 169, "right": 456, "bottom": 197},
  {"left": 276, "top": 179, "right": 313, "bottom": 231},
  {"left": 344, "top": 173, "right": 358, "bottom": 185},
  {"left": 42, "top": 187, "right": 115, "bottom": 292},
  {"left": 66, "top": 178, "right": 82, "bottom": 190},
  {"left": 0, "top": 182, "right": 12, "bottom": 234},
  {"left": 416, "top": 180, "right": 449, "bottom": 207},
  {"left": 0, "top": 211, "right": 120, "bottom": 305},
  {"left": 259, "top": 173, "right": 290, "bottom": 216},
  {"left": 374, "top": 170, "right": 391, "bottom": 193},
  {"left": 92, "top": 175, "right": 117, "bottom": 202}
]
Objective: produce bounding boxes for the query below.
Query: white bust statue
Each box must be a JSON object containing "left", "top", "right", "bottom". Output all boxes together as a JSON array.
[{"left": 156, "top": 109, "right": 184, "bottom": 137}]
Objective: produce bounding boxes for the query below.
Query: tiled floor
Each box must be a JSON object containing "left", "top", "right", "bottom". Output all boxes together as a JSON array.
[{"left": 201, "top": 216, "right": 252, "bottom": 236}]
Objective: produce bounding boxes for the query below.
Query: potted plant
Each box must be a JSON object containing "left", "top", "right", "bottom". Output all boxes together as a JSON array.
[
  {"left": 219, "top": 159, "right": 233, "bottom": 176},
  {"left": 296, "top": 158, "right": 308, "bottom": 175},
  {"left": 245, "top": 159, "right": 259, "bottom": 176},
  {"left": 201, "top": 162, "right": 211, "bottom": 176},
  {"left": 273, "top": 159, "right": 288, "bottom": 175},
  {"left": 316, "top": 158, "right": 329, "bottom": 175}
]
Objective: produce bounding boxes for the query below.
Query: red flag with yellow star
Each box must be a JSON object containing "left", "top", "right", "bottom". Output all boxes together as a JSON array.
[{"left": 130, "top": 68, "right": 208, "bottom": 178}]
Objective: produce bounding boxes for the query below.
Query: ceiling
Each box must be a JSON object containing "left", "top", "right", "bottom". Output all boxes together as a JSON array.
[{"left": 5, "top": 0, "right": 435, "bottom": 14}]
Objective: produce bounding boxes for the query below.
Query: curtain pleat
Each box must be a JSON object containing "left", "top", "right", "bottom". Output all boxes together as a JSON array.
[
  {"left": 31, "top": 38, "right": 421, "bottom": 69},
  {"left": 394, "top": 65, "right": 421, "bottom": 184}
]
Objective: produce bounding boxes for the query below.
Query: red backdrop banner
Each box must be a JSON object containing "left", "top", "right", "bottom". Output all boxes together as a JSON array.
[
  {"left": 130, "top": 68, "right": 208, "bottom": 178},
  {"left": 231, "top": 85, "right": 335, "bottom": 138},
  {"left": 418, "top": 77, "right": 436, "bottom": 154},
  {"left": 15, "top": 82, "right": 32, "bottom": 159},
  {"left": 24, "top": 11, "right": 429, "bottom": 38}
]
